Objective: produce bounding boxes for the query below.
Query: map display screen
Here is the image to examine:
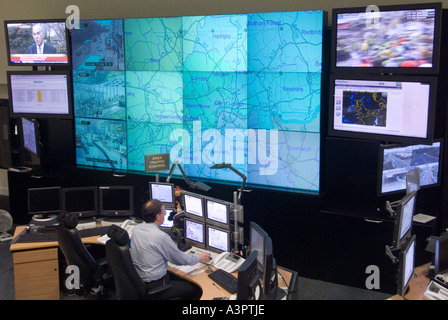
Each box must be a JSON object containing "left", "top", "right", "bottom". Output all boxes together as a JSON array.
[{"left": 71, "top": 11, "right": 324, "bottom": 193}]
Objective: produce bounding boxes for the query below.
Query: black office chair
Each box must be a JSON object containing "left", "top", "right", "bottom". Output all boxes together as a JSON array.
[
  {"left": 56, "top": 212, "right": 110, "bottom": 297},
  {"left": 105, "top": 225, "right": 172, "bottom": 300}
]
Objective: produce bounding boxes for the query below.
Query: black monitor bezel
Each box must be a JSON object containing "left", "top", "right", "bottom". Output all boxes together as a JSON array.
[
  {"left": 331, "top": 3, "right": 442, "bottom": 75},
  {"left": 377, "top": 139, "right": 443, "bottom": 196},
  {"left": 184, "top": 218, "right": 206, "bottom": 249},
  {"left": 61, "top": 186, "right": 99, "bottom": 218},
  {"left": 4, "top": 19, "right": 72, "bottom": 67},
  {"left": 182, "top": 191, "right": 205, "bottom": 222},
  {"left": 148, "top": 181, "right": 176, "bottom": 208},
  {"left": 249, "top": 221, "right": 268, "bottom": 278},
  {"left": 206, "top": 224, "right": 231, "bottom": 254},
  {"left": 237, "top": 250, "right": 262, "bottom": 300},
  {"left": 397, "top": 234, "right": 416, "bottom": 297},
  {"left": 328, "top": 73, "right": 437, "bottom": 145},
  {"left": 204, "top": 197, "right": 231, "bottom": 229},
  {"left": 392, "top": 191, "right": 416, "bottom": 249},
  {"left": 27, "top": 186, "right": 61, "bottom": 216},
  {"left": 7, "top": 70, "right": 74, "bottom": 119},
  {"left": 98, "top": 185, "right": 134, "bottom": 217},
  {"left": 19, "top": 117, "right": 41, "bottom": 157}
]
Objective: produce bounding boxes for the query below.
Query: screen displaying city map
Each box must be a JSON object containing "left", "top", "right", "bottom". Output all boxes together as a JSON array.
[{"left": 71, "top": 11, "right": 324, "bottom": 193}]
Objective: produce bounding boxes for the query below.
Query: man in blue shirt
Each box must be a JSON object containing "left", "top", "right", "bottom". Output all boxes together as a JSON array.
[{"left": 131, "top": 199, "right": 211, "bottom": 299}]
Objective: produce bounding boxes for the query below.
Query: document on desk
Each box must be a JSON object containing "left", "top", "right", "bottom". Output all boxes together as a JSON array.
[{"left": 168, "top": 261, "right": 203, "bottom": 274}]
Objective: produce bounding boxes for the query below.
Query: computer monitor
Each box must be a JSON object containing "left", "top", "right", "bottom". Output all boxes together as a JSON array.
[
  {"left": 328, "top": 74, "right": 437, "bottom": 145},
  {"left": 184, "top": 218, "right": 205, "bottom": 249},
  {"left": 205, "top": 197, "right": 231, "bottom": 229},
  {"left": 331, "top": 3, "right": 442, "bottom": 75},
  {"left": 27, "top": 186, "right": 61, "bottom": 220},
  {"left": 182, "top": 191, "right": 205, "bottom": 221},
  {"left": 160, "top": 209, "right": 174, "bottom": 230},
  {"left": 7, "top": 70, "right": 73, "bottom": 119},
  {"left": 392, "top": 191, "right": 416, "bottom": 249},
  {"left": 378, "top": 140, "right": 442, "bottom": 195},
  {"left": 20, "top": 118, "right": 40, "bottom": 157},
  {"left": 434, "top": 233, "right": 448, "bottom": 276},
  {"left": 99, "top": 186, "right": 133, "bottom": 217},
  {"left": 397, "top": 235, "right": 416, "bottom": 297},
  {"left": 5, "top": 19, "right": 71, "bottom": 66},
  {"left": 149, "top": 182, "right": 175, "bottom": 208},
  {"left": 250, "top": 222, "right": 267, "bottom": 277},
  {"left": 206, "top": 225, "right": 231, "bottom": 253},
  {"left": 237, "top": 250, "right": 262, "bottom": 300},
  {"left": 406, "top": 167, "right": 420, "bottom": 194},
  {"left": 61, "top": 186, "right": 98, "bottom": 218}
]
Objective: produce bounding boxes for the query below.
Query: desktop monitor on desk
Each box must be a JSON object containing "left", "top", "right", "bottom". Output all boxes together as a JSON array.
[
  {"left": 61, "top": 186, "right": 98, "bottom": 219},
  {"left": 397, "top": 235, "right": 416, "bottom": 297},
  {"left": 237, "top": 250, "right": 262, "bottom": 300},
  {"left": 27, "top": 186, "right": 61, "bottom": 225},
  {"left": 99, "top": 186, "right": 133, "bottom": 218}
]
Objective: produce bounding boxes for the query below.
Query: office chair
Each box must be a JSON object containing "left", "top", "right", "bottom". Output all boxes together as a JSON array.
[
  {"left": 105, "top": 225, "right": 172, "bottom": 300},
  {"left": 56, "top": 212, "right": 110, "bottom": 297}
]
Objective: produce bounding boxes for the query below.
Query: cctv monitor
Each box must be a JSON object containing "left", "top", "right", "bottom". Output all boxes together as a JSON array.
[
  {"left": 5, "top": 19, "right": 71, "bottom": 66},
  {"left": 237, "top": 250, "right": 262, "bottom": 300},
  {"left": 149, "top": 182, "right": 175, "bottom": 208},
  {"left": 27, "top": 186, "right": 61, "bottom": 220},
  {"left": 61, "top": 186, "right": 98, "bottom": 218},
  {"left": 183, "top": 191, "right": 205, "bottom": 221},
  {"left": 99, "top": 186, "right": 133, "bottom": 217},
  {"left": 378, "top": 140, "right": 442, "bottom": 195},
  {"left": 8, "top": 71, "right": 73, "bottom": 119},
  {"left": 331, "top": 3, "right": 442, "bottom": 75},
  {"left": 329, "top": 74, "right": 437, "bottom": 145},
  {"left": 206, "top": 225, "right": 231, "bottom": 253},
  {"left": 397, "top": 235, "right": 416, "bottom": 297},
  {"left": 184, "top": 218, "right": 205, "bottom": 249},
  {"left": 392, "top": 191, "right": 416, "bottom": 249},
  {"left": 205, "top": 197, "right": 231, "bottom": 229},
  {"left": 160, "top": 209, "right": 174, "bottom": 230}
]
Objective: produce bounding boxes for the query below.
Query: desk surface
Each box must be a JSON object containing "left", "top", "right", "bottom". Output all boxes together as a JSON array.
[{"left": 10, "top": 225, "right": 294, "bottom": 300}]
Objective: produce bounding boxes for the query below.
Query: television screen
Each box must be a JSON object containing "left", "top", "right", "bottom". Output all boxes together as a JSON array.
[
  {"left": 378, "top": 140, "right": 442, "bottom": 195},
  {"left": 329, "top": 74, "right": 436, "bottom": 144},
  {"left": 99, "top": 186, "right": 133, "bottom": 217},
  {"left": 5, "top": 20, "right": 71, "bottom": 66},
  {"left": 8, "top": 71, "right": 73, "bottom": 119},
  {"left": 332, "top": 3, "right": 442, "bottom": 74}
]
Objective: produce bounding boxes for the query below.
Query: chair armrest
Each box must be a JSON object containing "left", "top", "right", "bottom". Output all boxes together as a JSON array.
[{"left": 146, "top": 283, "right": 172, "bottom": 296}]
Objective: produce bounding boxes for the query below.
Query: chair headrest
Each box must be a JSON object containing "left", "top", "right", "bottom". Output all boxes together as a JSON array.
[
  {"left": 107, "top": 224, "right": 129, "bottom": 246},
  {"left": 58, "top": 212, "right": 78, "bottom": 229}
]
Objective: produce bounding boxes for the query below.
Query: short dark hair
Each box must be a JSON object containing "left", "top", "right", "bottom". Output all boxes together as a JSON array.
[{"left": 141, "top": 199, "right": 164, "bottom": 223}]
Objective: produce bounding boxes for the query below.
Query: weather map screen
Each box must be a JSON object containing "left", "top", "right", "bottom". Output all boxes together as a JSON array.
[{"left": 71, "top": 12, "right": 324, "bottom": 193}]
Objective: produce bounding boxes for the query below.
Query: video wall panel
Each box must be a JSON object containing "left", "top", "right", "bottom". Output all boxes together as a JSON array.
[{"left": 71, "top": 11, "right": 325, "bottom": 193}]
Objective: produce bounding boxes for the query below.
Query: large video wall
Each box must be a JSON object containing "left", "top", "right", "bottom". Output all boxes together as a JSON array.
[{"left": 71, "top": 11, "right": 324, "bottom": 193}]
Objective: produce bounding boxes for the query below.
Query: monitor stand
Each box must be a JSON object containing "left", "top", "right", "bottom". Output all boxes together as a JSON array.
[{"left": 30, "top": 214, "right": 58, "bottom": 226}]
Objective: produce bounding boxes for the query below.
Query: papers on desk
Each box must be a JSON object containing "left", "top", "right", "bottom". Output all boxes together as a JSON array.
[
  {"left": 413, "top": 213, "right": 436, "bottom": 224},
  {"left": 168, "top": 261, "right": 203, "bottom": 274}
]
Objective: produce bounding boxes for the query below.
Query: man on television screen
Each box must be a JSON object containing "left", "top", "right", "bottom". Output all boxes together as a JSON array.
[{"left": 27, "top": 24, "right": 56, "bottom": 54}]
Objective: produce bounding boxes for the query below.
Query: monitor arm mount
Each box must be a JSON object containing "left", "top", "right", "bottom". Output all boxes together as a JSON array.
[
  {"left": 385, "top": 245, "right": 399, "bottom": 264},
  {"left": 166, "top": 161, "right": 211, "bottom": 192}
]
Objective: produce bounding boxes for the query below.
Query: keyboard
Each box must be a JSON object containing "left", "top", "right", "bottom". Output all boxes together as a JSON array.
[
  {"left": 15, "top": 226, "right": 111, "bottom": 243},
  {"left": 208, "top": 268, "right": 238, "bottom": 294}
]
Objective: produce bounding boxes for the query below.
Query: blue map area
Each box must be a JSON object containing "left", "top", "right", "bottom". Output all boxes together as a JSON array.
[{"left": 73, "top": 11, "right": 324, "bottom": 193}]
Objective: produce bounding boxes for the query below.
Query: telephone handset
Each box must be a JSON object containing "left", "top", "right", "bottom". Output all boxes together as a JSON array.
[
  {"left": 212, "top": 252, "right": 245, "bottom": 273},
  {"left": 120, "top": 219, "right": 140, "bottom": 235}
]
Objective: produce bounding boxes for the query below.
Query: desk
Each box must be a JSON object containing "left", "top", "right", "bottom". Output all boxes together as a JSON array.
[{"left": 10, "top": 225, "right": 297, "bottom": 300}]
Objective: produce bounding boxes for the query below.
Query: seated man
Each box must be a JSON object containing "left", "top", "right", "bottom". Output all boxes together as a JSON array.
[{"left": 131, "top": 199, "right": 211, "bottom": 299}]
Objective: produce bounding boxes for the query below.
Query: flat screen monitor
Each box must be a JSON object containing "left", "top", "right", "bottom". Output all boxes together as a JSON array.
[
  {"left": 160, "top": 209, "right": 174, "bottom": 230},
  {"left": 99, "top": 186, "right": 133, "bottom": 217},
  {"left": 331, "top": 3, "right": 442, "bottom": 75},
  {"left": 27, "top": 186, "right": 61, "bottom": 218},
  {"left": 5, "top": 19, "right": 71, "bottom": 66},
  {"left": 397, "top": 235, "right": 416, "bottom": 297},
  {"left": 329, "top": 74, "right": 437, "bottom": 145},
  {"left": 378, "top": 140, "right": 442, "bottom": 195},
  {"left": 183, "top": 192, "right": 205, "bottom": 221},
  {"left": 237, "top": 250, "right": 262, "bottom": 300},
  {"left": 61, "top": 186, "right": 98, "bottom": 218},
  {"left": 434, "top": 233, "right": 448, "bottom": 276},
  {"left": 149, "top": 182, "right": 175, "bottom": 208},
  {"left": 392, "top": 191, "right": 416, "bottom": 249},
  {"left": 205, "top": 197, "right": 231, "bottom": 229},
  {"left": 206, "top": 225, "right": 231, "bottom": 253},
  {"left": 20, "top": 118, "right": 40, "bottom": 157},
  {"left": 7, "top": 71, "right": 73, "bottom": 119},
  {"left": 184, "top": 218, "right": 205, "bottom": 249}
]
